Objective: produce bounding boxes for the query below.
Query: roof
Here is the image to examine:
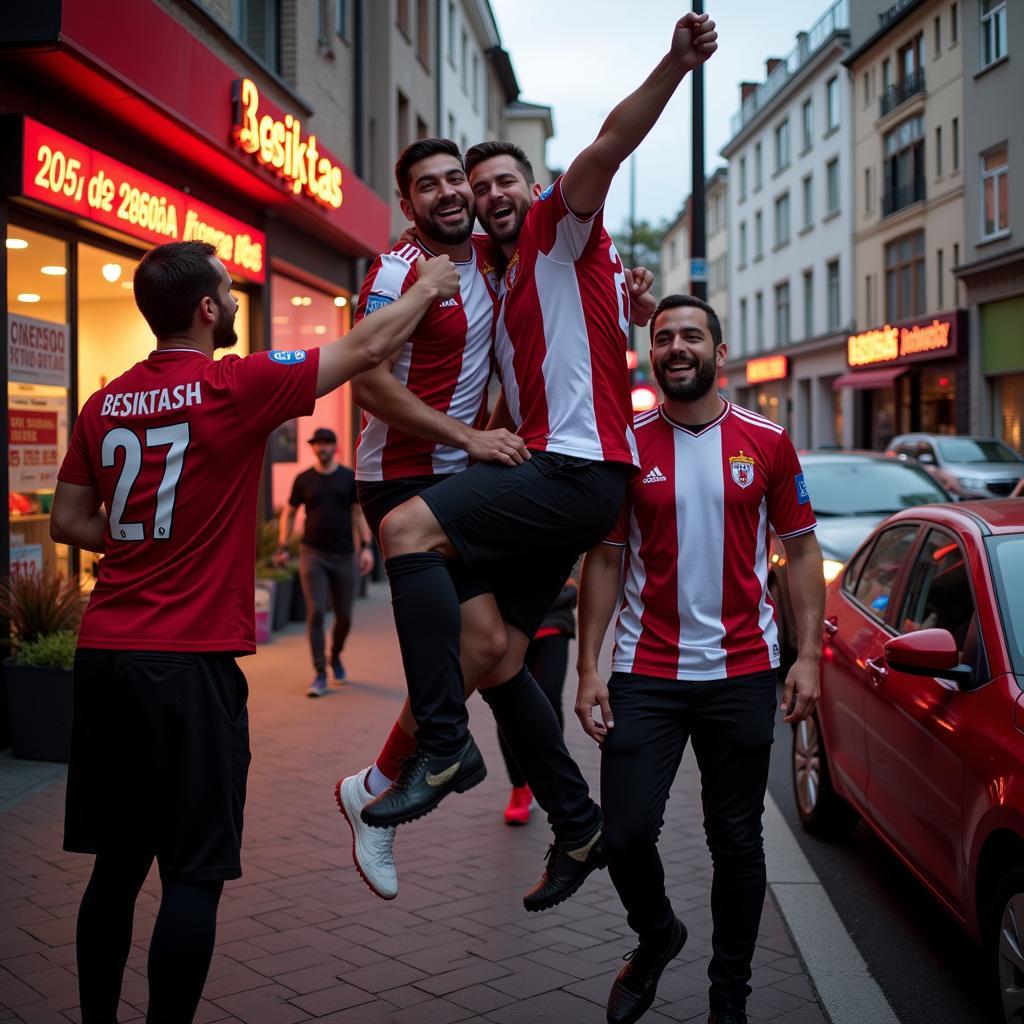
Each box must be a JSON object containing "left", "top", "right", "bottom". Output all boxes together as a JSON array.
[
  {"left": 843, "top": 0, "right": 929, "bottom": 67},
  {"left": 888, "top": 500, "right": 1024, "bottom": 536}
]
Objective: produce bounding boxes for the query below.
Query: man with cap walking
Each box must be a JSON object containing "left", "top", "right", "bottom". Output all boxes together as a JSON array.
[{"left": 278, "top": 426, "right": 374, "bottom": 696}]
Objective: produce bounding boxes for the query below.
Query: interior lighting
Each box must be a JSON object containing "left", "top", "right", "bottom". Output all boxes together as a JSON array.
[
  {"left": 822, "top": 559, "right": 844, "bottom": 583},
  {"left": 272, "top": 315, "right": 290, "bottom": 325},
  {"left": 301, "top": 296, "right": 312, "bottom": 306},
  {"left": 290, "top": 296, "right": 304, "bottom": 306},
  {"left": 121, "top": 281, "right": 134, "bottom": 290},
  {"left": 631, "top": 385, "right": 658, "bottom": 414},
  {"left": 17, "top": 293, "right": 41, "bottom": 303},
  {"left": 41, "top": 265, "right": 67, "bottom": 276},
  {"left": 102, "top": 263, "right": 122, "bottom": 283},
  {"left": 334, "top": 296, "right": 348, "bottom": 307},
  {"left": 314, "top": 325, "right": 327, "bottom": 335},
  {"left": 6, "top": 238, "right": 28, "bottom": 249}
]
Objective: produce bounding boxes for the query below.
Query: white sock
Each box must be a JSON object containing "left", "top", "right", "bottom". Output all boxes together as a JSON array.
[{"left": 366, "top": 763, "right": 393, "bottom": 796}]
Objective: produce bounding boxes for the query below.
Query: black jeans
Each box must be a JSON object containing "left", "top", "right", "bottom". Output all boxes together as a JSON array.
[
  {"left": 298, "top": 545, "right": 355, "bottom": 675},
  {"left": 601, "top": 670, "right": 777, "bottom": 1011}
]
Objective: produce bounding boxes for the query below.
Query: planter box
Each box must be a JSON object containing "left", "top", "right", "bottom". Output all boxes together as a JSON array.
[
  {"left": 272, "top": 575, "right": 294, "bottom": 631},
  {"left": 254, "top": 581, "right": 274, "bottom": 644},
  {"left": 4, "top": 660, "right": 73, "bottom": 762}
]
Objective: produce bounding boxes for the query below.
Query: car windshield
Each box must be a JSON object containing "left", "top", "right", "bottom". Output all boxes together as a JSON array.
[
  {"left": 985, "top": 534, "right": 1024, "bottom": 676},
  {"left": 936, "top": 438, "right": 1023, "bottom": 464},
  {"left": 803, "top": 461, "right": 948, "bottom": 516}
]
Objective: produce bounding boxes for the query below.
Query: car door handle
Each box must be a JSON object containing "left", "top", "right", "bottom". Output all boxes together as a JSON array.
[
  {"left": 823, "top": 618, "right": 838, "bottom": 636},
  {"left": 866, "top": 656, "right": 888, "bottom": 682}
]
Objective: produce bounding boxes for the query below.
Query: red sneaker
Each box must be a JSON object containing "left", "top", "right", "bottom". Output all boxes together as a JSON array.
[{"left": 504, "top": 785, "right": 533, "bottom": 826}]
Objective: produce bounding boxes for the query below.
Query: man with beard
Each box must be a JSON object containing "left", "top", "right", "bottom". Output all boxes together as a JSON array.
[
  {"left": 336, "top": 137, "right": 654, "bottom": 909},
  {"left": 49, "top": 239, "right": 459, "bottom": 1023},
  {"left": 575, "top": 295, "right": 824, "bottom": 1024},
  {"left": 360, "top": 15, "right": 718, "bottom": 864}
]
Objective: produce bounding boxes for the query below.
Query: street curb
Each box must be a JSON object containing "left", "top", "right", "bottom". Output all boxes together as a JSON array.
[{"left": 764, "top": 792, "right": 902, "bottom": 1024}]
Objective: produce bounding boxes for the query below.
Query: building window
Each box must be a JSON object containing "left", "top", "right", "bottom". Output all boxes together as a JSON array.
[
  {"left": 954, "top": 242, "right": 960, "bottom": 269},
  {"left": 416, "top": 115, "right": 428, "bottom": 141},
  {"left": 800, "top": 99, "right": 813, "bottom": 153},
  {"left": 335, "top": 0, "right": 348, "bottom": 40},
  {"left": 981, "top": 0, "right": 1007, "bottom": 68},
  {"left": 739, "top": 156, "right": 747, "bottom": 201},
  {"left": 952, "top": 117, "right": 960, "bottom": 170},
  {"left": 883, "top": 114, "right": 925, "bottom": 216},
  {"left": 865, "top": 167, "right": 873, "bottom": 212},
  {"left": 803, "top": 269, "right": 814, "bottom": 338},
  {"left": 981, "top": 143, "right": 1009, "bottom": 239},
  {"left": 755, "top": 291, "right": 764, "bottom": 347},
  {"left": 775, "top": 119, "right": 790, "bottom": 172},
  {"left": 472, "top": 53, "right": 479, "bottom": 110},
  {"left": 774, "top": 193, "right": 790, "bottom": 247},
  {"left": 754, "top": 142, "right": 763, "bottom": 191},
  {"left": 802, "top": 174, "right": 813, "bottom": 229},
  {"left": 396, "top": 0, "right": 410, "bottom": 37},
  {"left": 739, "top": 222, "right": 747, "bottom": 265},
  {"left": 740, "top": 298, "right": 748, "bottom": 354},
  {"left": 826, "top": 158, "right": 840, "bottom": 215},
  {"left": 884, "top": 231, "right": 926, "bottom": 321},
  {"left": 827, "top": 258, "right": 841, "bottom": 330},
  {"left": 461, "top": 30, "right": 468, "bottom": 92},
  {"left": 882, "top": 58, "right": 892, "bottom": 92},
  {"left": 935, "top": 125, "right": 943, "bottom": 178},
  {"left": 952, "top": 2, "right": 958, "bottom": 44},
  {"left": 775, "top": 281, "right": 791, "bottom": 346},
  {"left": 397, "top": 89, "right": 410, "bottom": 150},
  {"left": 934, "top": 15, "right": 942, "bottom": 58},
  {"left": 239, "top": 0, "right": 281, "bottom": 71},
  {"left": 448, "top": 111, "right": 456, "bottom": 140},
  {"left": 862, "top": 72, "right": 871, "bottom": 108},
  {"left": 754, "top": 210, "right": 763, "bottom": 259},
  {"left": 417, "top": 0, "right": 430, "bottom": 67},
  {"left": 447, "top": 0, "right": 456, "bottom": 64},
  {"left": 866, "top": 272, "right": 874, "bottom": 325},
  {"left": 899, "top": 33, "right": 925, "bottom": 83},
  {"left": 825, "top": 76, "right": 839, "bottom": 132},
  {"left": 937, "top": 248, "right": 944, "bottom": 308}
]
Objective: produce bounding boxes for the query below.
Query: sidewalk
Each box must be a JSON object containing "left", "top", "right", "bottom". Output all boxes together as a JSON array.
[{"left": 0, "top": 584, "right": 829, "bottom": 1024}]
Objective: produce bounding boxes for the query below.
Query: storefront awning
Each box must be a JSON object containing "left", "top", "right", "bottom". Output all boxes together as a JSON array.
[{"left": 832, "top": 367, "right": 907, "bottom": 390}]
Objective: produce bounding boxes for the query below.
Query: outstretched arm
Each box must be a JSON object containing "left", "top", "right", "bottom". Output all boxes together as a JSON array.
[
  {"left": 562, "top": 12, "right": 717, "bottom": 218},
  {"left": 315, "top": 256, "right": 459, "bottom": 397}
]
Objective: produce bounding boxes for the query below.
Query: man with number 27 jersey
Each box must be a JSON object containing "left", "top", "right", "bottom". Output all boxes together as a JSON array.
[{"left": 59, "top": 347, "right": 318, "bottom": 652}]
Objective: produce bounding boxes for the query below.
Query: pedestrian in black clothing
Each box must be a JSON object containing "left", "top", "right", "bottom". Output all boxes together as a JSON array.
[{"left": 278, "top": 427, "right": 374, "bottom": 696}]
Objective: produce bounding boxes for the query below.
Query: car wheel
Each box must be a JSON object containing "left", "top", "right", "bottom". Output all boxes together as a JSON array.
[
  {"left": 993, "top": 867, "right": 1024, "bottom": 1024},
  {"left": 791, "top": 711, "right": 858, "bottom": 839}
]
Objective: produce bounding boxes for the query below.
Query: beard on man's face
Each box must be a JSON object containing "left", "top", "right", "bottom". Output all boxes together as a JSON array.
[
  {"left": 212, "top": 298, "right": 238, "bottom": 350},
  {"left": 479, "top": 195, "right": 530, "bottom": 245},
  {"left": 653, "top": 348, "right": 719, "bottom": 402},
  {"left": 415, "top": 195, "right": 473, "bottom": 245}
]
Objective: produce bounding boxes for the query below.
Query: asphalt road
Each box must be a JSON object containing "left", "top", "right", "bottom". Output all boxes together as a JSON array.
[{"left": 767, "top": 705, "right": 998, "bottom": 1024}]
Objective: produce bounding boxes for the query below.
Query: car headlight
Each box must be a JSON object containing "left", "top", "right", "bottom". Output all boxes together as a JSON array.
[
  {"left": 822, "top": 558, "right": 844, "bottom": 582},
  {"left": 956, "top": 476, "right": 986, "bottom": 492}
]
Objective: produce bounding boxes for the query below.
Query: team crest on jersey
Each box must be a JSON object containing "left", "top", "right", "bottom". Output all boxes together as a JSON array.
[
  {"left": 729, "top": 450, "right": 755, "bottom": 489},
  {"left": 481, "top": 262, "right": 501, "bottom": 295},
  {"left": 505, "top": 252, "right": 521, "bottom": 289},
  {"left": 269, "top": 349, "right": 307, "bottom": 364}
]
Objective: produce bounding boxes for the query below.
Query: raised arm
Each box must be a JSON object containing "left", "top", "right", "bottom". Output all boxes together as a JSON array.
[
  {"left": 562, "top": 12, "right": 717, "bottom": 218},
  {"left": 315, "top": 256, "right": 459, "bottom": 397}
]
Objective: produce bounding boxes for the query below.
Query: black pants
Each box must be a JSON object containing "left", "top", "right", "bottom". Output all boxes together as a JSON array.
[
  {"left": 601, "top": 670, "right": 777, "bottom": 1012},
  {"left": 298, "top": 545, "right": 355, "bottom": 675},
  {"left": 498, "top": 634, "right": 568, "bottom": 788}
]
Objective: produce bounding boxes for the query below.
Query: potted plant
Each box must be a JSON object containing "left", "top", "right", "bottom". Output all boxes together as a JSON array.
[
  {"left": 0, "top": 572, "right": 83, "bottom": 762},
  {"left": 255, "top": 519, "right": 295, "bottom": 633}
]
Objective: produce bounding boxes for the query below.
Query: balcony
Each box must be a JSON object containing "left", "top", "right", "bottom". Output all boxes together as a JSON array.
[
  {"left": 879, "top": 68, "right": 926, "bottom": 118},
  {"left": 882, "top": 175, "right": 925, "bottom": 217}
]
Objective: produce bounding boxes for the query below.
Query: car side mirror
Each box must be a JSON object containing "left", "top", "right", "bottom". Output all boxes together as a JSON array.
[{"left": 885, "top": 629, "right": 974, "bottom": 687}]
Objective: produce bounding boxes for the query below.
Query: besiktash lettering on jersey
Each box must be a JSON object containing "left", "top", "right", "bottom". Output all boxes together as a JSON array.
[{"left": 100, "top": 382, "right": 202, "bottom": 417}]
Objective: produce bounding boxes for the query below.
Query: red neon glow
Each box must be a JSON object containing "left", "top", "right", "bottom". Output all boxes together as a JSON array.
[
  {"left": 938, "top": 376, "right": 950, "bottom": 387},
  {"left": 22, "top": 119, "right": 266, "bottom": 283},
  {"left": 632, "top": 386, "right": 658, "bottom": 413}
]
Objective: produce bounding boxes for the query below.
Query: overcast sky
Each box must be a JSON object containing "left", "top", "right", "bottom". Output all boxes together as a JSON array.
[{"left": 491, "top": 0, "right": 838, "bottom": 234}]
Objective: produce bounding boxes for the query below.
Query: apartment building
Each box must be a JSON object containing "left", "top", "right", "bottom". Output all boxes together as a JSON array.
[
  {"left": 845, "top": 0, "right": 967, "bottom": 449},
  {"left": 721, "top": 0, "right": 852, "bottom": 448}
]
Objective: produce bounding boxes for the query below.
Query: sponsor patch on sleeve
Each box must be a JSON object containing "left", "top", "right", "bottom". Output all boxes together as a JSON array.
[
  {"left": 269, "top": 349, "right": 307, "bottom": 364},
  {"left": 364, "top": 294, "right": 395, "bottom": 315},
  {"left": 795, "top": 472, "right": 810, "bottom": 504},
  {"left": 538, "top": 184, "right": 554, "bottom": 201}
]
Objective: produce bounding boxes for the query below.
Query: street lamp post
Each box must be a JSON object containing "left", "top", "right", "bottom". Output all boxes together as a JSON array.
[{"left": 689, "top": 0, "right": 707, "bottom": 301}]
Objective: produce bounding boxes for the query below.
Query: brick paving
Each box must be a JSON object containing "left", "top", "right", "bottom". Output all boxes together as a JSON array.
[{"left": 0, "top": 584, "right": 828, "bottom": 1024}]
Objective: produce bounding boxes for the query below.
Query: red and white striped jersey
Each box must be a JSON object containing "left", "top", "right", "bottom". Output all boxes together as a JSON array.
[
  {"left": 495, "top": 176, "right": 638, "bottom": 468},
  {"left": 353, "top": 237, "right": 498, "bottom": 481},
  {"left": 608, "top": 402, "right": 817, "bottom": 681}
]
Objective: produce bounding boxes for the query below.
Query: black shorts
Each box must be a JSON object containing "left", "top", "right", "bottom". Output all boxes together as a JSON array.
[
  {"left": 357, "top": 476, "right": 492, "bottom": 606},
  {"left": 64, "top": 649, "right": 251, "bottom": 882},
  {"left": 420, "top": 451, "right": 631, "bottom": 636}
]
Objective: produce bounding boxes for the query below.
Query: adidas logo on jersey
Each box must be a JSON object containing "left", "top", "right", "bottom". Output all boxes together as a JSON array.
[
  {"left": 642, "top": 465, "right": 667, "bottom": 484},
  {"left": 438, "top": 297, "right": 459, "bottom": 308}
]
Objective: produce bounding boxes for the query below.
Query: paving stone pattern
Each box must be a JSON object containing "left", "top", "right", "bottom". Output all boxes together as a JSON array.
[{"left": 0, "top": 584, "right": 828, "bottom": 1023}]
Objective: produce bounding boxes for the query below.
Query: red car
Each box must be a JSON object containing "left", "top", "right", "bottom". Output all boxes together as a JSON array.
[{"left": 793, "top": 500, "right": 1024, "bottom": 1021}]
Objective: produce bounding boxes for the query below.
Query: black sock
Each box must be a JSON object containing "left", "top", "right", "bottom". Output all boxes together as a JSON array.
[
  {"left": 147, "top": 879, "right": 223, "bottom": 1024},
  {"left": 77, "top": 851, "right": 154, "bottom": 1024},
  {"left": 480, "top": 667, "right": 600, "bottom": 844},
  {"left": 385, "top": 552, "right": 468, "bottom": 756}
]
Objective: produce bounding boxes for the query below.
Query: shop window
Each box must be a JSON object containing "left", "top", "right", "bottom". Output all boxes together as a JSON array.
[
  {"left": 919, "top": 368, "right": 957, "bottom": 434},
  {"left": 269, "top": 274, "right": 352, "bottom": 516},
  {"left": 981, "top": 143, "right": 1009, "bottom": 240},
  {"left": 885, "top": 231, "right": 925, "bottom": 321},
  {"left": 994, "top": 375, "right": 1024, "bottom": 450},
  {"left": 7, "top": 226, "right": 70, "bottom": 581}
]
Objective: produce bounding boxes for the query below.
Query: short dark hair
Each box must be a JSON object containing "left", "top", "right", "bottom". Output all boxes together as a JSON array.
[
  {"left": 133, "top": 242, "right": 221, "bottom": 340},
  {"left": 394, "top": 138, "right": 464, "bottom": 199},
  {"left": 649, "top": 294, "right": 723, "bottom": 348},
  {"left": 464, "top": 141, "right": 535, "bottom": 184}
]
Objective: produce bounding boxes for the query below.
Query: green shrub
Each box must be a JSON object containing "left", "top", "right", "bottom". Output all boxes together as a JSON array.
[
  {"left": 15, "top": 630, "right": 77, "bottom": 669},
  {"left": 0, "top": 572, "right": 84, "bottom": 648}
]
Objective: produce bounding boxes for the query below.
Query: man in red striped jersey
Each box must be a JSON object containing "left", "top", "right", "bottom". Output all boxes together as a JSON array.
[
  {"left": 359, "top": 17, "right": 719, "bottom": 899},
  {"left": 576, "top": 295, "right": 825, "bottom": 1024}
]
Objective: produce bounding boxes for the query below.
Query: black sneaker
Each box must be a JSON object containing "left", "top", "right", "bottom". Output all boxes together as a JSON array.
[
  {"left": 523, "top": 825, "right": 607, "bottom": 912},
  {"left": 708, "top": 1010, "right": 747, "bottom": 1024},
  {"left": 606, "top": 916, "right": 688, "bottom": 1024},
  {"left": 360, "top": 734, "right": 486, "bottom": 827}
]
